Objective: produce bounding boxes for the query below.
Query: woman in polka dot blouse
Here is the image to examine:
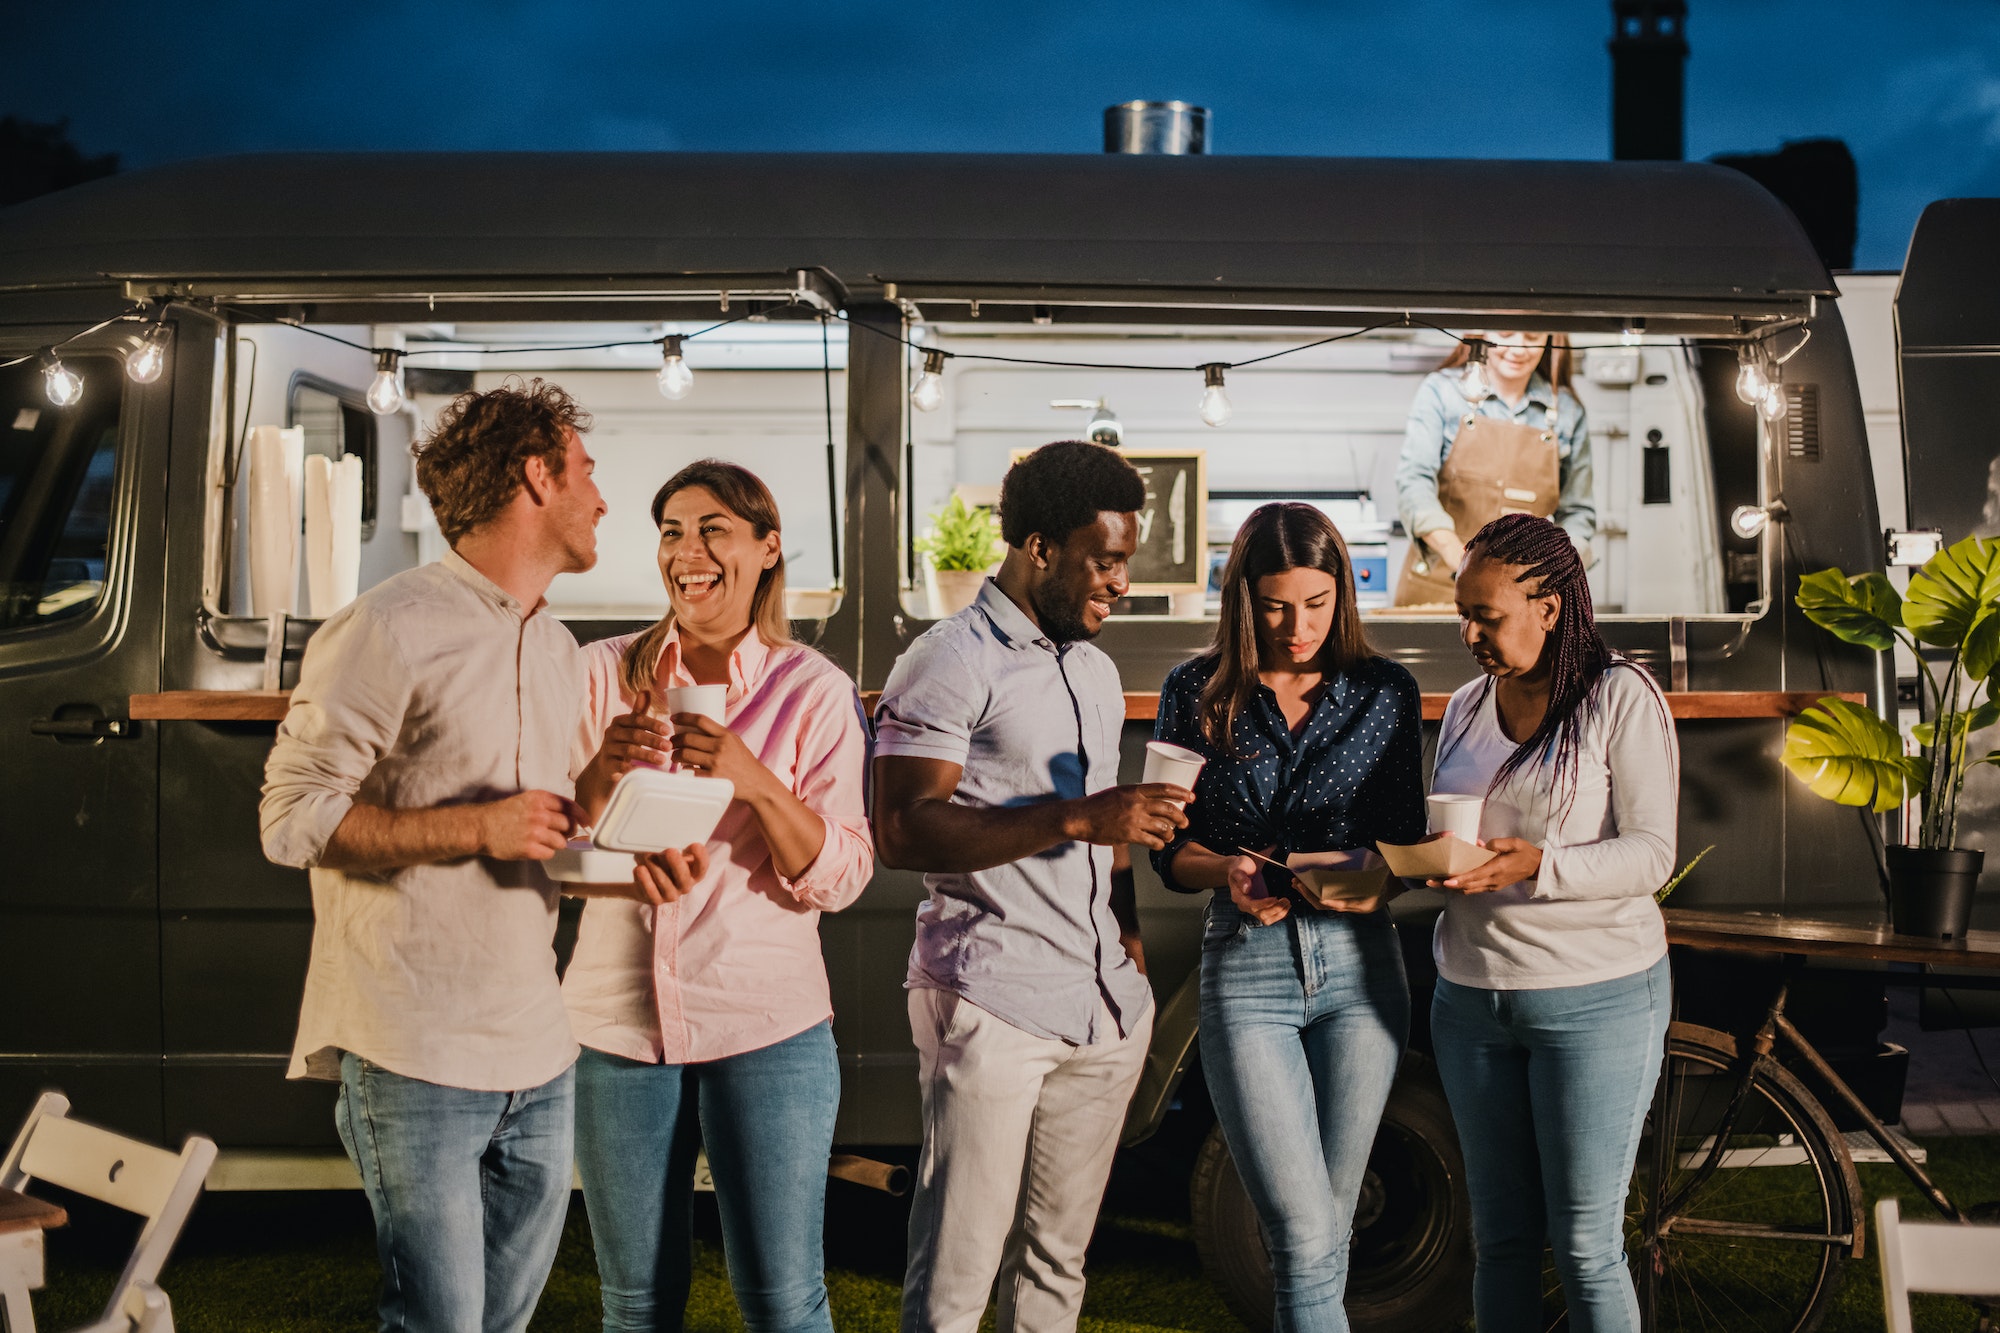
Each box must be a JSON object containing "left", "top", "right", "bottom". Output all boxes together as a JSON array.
[{"left": 1152, "top": 503, "right": 1425, "bottom": 1333}]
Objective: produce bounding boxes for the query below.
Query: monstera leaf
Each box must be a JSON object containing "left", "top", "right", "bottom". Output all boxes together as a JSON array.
[
  {"left": 1904, "top": 535, "right": 2000, "bottom": 650},
  {"left": 1782, "top": 699, "right": 1928, "bottom": 813},
  {"left": 1796, "top": 568, "right": 1903, "bottom": 651}
]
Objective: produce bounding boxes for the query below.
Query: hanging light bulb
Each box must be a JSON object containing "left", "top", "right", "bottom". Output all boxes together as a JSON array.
[
  {"left": 1198, "top": 363, "right": 1234, "bottom": 427},
  {"left": 40, "top": 349, "right": 82, "bottom": 407},
  {"left": 125, "top": 319, "right": 171, "bottom": 385},
  {"left": 366, "top": 350, "right": 405, "bottom": 416},
  {"left": 1460, "top": 338, "right": 1491, "bottom": 401},
  {"left": 910, "top": 349, "right": 946, "bottom": 413},
  {"left": 1758, "top": 378, "right": 1789, "bottom": 422},
  {"left": 656, "top": 334, "right": 693, "bottom": 400},
  {"left": 1731, "top": 505, "right": 1772, "bottom": 540},
  {"left": 1735, "top": 347, "right": 1769, "bottom": 405}
]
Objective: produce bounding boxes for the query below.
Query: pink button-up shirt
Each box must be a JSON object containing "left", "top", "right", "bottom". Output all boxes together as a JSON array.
[{"left": 561, "top": 627, "right": 874, "bottom": 1064}]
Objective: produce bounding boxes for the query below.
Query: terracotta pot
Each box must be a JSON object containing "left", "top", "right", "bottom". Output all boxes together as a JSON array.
[
  {"left": 930, "top": 568, "right": 988, "bottom": 618},
  {"left": 1885, "top": 845, "right": 1982, "bottom": 940}
]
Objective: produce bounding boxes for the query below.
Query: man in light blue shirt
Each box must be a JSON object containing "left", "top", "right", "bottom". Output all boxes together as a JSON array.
[{"left": 873, "top": 441, "right": 1191, "bottom": 1333}]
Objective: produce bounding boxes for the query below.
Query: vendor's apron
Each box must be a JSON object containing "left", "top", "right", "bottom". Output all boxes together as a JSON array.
[{"left": 1394, "top": 409, "right": 1561, "bottom": 607}]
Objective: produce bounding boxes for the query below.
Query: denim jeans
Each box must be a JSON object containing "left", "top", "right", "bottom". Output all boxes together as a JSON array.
[
  {"left": 573, "top": 1022, "right": 839, "bottom": 1333},
  {"left": 335, "top": 1052, "right": 575, "bottom": 1333},
  {"left": 1197, "top": 899, "right": 1410, "bottom": 1333},
  {"left": 1431, "top": 956, "right": 1672, "bottom": 1333}
]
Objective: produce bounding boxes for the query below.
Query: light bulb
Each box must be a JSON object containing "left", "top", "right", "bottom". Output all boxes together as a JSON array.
[
  {"left": 40, "top": 349, "right": 81, "bottom": 407},
  {"left": 1730, "top": 505, "right": 1771, "bottom": 540},
  {"left": 126, "top": 321, "right": 170, "bottom": 384},
  {"left": 1621, "top": 320, "right": 1645, "bottom": 347},
  {"left": 1460, "top": 339, "right": 1491, "bottom": 402},
  {"left": 1735, "top": 351, "right": 1768, "bottom": 405},
  {"left": 1758, "top": 380, "right": 1788, "bottom": 422},
  {"left": 656, "top": 334, "right": 693, "bottom": 400},
  {"left": 1198, "top": 363, "right": 1233, "bottom": 427},
  {"left": 366, "top": 351, "right": 404, "bottom": 416},
  {"left": 911, "top": 349, "right": 946, "bottom": 413}
]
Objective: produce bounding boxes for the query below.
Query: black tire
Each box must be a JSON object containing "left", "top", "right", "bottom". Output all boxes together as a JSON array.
[
  {"left": 1620, "top": 1024, "right": 1858, "bottom": 1333},
  {"left": 1189, "top": 1053, "right": 1475, "bottom": 1332}
]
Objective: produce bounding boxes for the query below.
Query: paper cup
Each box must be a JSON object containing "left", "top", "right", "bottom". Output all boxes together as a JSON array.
[
  {"left": 1143, "top": 741, "right": 1205, "bottom": 798},
  {"left": 1426, "top": 793, "right": 1483, "bottom": 842},
  {"left": 665, "top": 684, "right": 727, "bottom": 727}
]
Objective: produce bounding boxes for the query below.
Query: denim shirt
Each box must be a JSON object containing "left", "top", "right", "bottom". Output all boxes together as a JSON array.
[
  {"left": 874, "top": 578, "right": 1149, "bottom": 1046},
  {"left": 1150, "top": 653, "right": 1426, "bottom": 895},
  {"left": 1394, "top": 369, "right": 1595, "bottom": 548}
]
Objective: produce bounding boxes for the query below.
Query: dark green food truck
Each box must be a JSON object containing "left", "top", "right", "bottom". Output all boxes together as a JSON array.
[{"left": 2, "top": 150, "right": 1946, "bottom": 1330}]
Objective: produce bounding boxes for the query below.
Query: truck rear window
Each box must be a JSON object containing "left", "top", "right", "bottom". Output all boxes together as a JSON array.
[{"left": 0, "top": 355, "right": 121, "bottom": 631}]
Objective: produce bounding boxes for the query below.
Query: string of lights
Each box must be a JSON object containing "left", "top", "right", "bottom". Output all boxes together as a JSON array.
[{"left": 11, "top": 296, "right": 1810, "bottom": 425}]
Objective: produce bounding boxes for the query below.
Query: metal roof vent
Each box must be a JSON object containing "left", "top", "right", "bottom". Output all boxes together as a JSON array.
[{"left": 1104, "top": 102, "right": 1210, "bottom": 154}]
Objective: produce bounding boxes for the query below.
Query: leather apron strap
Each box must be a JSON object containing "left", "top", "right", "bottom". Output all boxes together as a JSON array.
[{"left": 1394, "top": 397, "right": 1563, "bottom": 607}]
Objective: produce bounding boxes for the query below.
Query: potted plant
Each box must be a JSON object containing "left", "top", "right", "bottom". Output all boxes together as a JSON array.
[
  {"left": 1783, "top": 535, "right": 2000, "bottom": 939},
  {"left": 917, "top": 495, "right": 1004, "bottom": 618}
]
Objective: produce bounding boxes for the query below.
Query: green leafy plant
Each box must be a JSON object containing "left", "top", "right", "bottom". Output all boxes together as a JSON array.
[
  {"left": 1783, "top": 535, "right": 2000, "bottom": 848},
  {"left": 1656, "top": 844, "right": 1715, "bottom": 903},
  {"left": 916, "top": 495, "right": 1004, "bottom": 572}
]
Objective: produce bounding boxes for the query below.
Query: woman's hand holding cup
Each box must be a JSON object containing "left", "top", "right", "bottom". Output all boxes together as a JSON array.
[{"left": 597, "top": 689, "right": 672, "bottom": 777}]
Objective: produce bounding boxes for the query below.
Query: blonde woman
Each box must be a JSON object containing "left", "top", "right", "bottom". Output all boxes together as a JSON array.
[{"left": 566, "top": 459, "right": 873, "bottom": 1333}]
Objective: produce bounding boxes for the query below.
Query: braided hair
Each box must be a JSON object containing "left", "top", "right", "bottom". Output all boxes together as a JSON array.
[{"left": 1438, "top": 513, "right": 1617, "bottom": 813}]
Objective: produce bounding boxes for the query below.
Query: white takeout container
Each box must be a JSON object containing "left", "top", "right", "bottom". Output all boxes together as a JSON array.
[{"left": 546, "top": 768, "right": 734, "bottom": 883}]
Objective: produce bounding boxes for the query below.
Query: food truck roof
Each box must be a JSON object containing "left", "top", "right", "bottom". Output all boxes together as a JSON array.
[
  {"left": 1897, "top": 198, "right": 2000, "bottom": 350},
  {"left": 0, "top": 152, "right": 1831, "bottom": 329}
]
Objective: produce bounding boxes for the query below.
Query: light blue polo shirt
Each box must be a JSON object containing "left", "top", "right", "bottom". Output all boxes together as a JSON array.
[{"left": 873, "top": 577, "right": 1150, "bottom": 1045}]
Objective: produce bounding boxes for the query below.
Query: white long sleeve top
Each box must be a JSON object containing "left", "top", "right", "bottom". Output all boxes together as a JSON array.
[{"left": 1428, "top": 662, "right": 1679, "bottom": 990}]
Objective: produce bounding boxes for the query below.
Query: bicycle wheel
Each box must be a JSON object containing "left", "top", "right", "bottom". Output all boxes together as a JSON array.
[{"left": 1628, "top": 1021, "right": 1861, "bottom": 1333}]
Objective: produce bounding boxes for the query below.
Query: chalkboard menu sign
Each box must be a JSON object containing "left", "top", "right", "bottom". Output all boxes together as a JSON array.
[{"left": 1010, "top": 448, "right": 1207, "bottom": 591}]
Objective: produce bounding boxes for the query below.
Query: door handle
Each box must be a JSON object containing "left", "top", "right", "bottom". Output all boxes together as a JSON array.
[{"left": 30, "top": 716, "right": 135, "bottom": 739}]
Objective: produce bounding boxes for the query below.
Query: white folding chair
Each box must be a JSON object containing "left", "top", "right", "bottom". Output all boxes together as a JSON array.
[
  {"left": 1876, "top": 1196, "right": 2000, "bottom": 1333},
  {"left": 0, "top": 1093, "right": 216, "bottom": 1333}
]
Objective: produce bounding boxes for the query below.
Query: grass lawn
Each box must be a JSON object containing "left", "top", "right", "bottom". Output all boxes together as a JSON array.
[{"left": 24, "top": 1137, "right": 2000, "bottom": 1332}]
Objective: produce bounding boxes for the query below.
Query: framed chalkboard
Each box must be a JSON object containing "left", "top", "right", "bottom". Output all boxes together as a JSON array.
[{"left": 1012, "top": 448, "right": 1207, "bottom": 591}]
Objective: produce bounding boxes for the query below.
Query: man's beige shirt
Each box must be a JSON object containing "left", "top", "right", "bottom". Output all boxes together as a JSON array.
[{"left": 261, "top": 549, "right": 586, "bottom": 1091}]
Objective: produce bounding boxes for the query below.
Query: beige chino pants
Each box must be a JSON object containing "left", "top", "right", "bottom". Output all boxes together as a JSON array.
[{"left": 900, "top": 986, "right": 1154, "bottom": 1333}]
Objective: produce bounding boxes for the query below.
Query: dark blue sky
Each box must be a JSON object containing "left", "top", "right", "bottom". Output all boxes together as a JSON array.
[{"left": 11, "top": 1, "right": 1998, "bottom": 269}]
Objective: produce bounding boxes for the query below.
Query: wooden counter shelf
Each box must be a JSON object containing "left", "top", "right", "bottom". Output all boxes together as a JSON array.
[{"left": 131, "top": 688, "right": 1865, "bottom": 724}]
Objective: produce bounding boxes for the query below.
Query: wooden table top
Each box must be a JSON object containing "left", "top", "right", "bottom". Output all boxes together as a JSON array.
[
  {"left": 131, "top": 688, "right": 1865, "bottom": 725},
  {"left": 1664, "top": 907, "right": 2000, "bottom": 969},
  {"left": 0, "top": 1187, "right": 66, "bottom": 1235}
]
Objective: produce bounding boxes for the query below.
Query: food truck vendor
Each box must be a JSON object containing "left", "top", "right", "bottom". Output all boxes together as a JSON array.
[{"left": 1393, "top": 332, "right": 1595, "bottom": 606}]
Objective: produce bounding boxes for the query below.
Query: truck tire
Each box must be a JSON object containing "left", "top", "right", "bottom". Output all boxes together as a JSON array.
[{"left": 1189, "top": 1053, "right": 1473, "bottom": 1332}]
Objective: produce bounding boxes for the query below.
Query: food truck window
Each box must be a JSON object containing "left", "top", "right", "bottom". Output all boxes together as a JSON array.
[
  {"left": 898, "top": 325, "right": 1741, "bottom": 621},
  {"left": 0, "top": 355, "right": 122, "bottom": 632},
  {"left": 288, "top": 375, "right": 378, "bottom": 540}
]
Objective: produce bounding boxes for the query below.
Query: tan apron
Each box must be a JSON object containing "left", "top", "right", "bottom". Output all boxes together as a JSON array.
[{"left": 1394, "top": 407, "right": 1561, "bottom": 607}]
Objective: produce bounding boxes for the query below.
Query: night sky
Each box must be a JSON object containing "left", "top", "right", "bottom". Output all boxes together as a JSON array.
[{"left": 9, "top": 0, "right": 1997, "bottom": 270}]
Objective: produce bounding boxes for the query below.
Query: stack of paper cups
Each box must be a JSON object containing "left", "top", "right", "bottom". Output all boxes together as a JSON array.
[
  {"left": 305, "top": 453, "right": 363, "bottom": 617},
  {"left": 246, "top": 425, "right": 304, "bottom": 617}
]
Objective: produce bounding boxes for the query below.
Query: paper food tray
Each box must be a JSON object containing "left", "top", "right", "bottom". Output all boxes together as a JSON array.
[
  {"left": 1375, "top": 835, "right": 1495, "bottom": 881},
  {"left": 592, "top": 768, "right": 734, "bottom": 853},
  {"left": 1283, "top": 849, "right": 1391, "bottom": 908}
]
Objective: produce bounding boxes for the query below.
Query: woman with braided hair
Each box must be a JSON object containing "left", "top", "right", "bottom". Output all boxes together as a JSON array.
[{"left": 1425, "top": 512, "right": 1677, "bottom": 1333}]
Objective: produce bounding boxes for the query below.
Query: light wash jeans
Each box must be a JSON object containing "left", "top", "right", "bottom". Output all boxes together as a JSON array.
[
  {"left": 1197, "top": 898, "right": 1409, "bottom": 1333},
  {"left": 573, "top": 1022, "right": 840, "bottom": 1333},
  {"left": 901, "top": 988, "right": 1153, "bottom": 1333},
  {"left": 335, "top": 1051, "right": 575, "bottom": 1333},
  {"left": 1431, "top": 956, "right": 1672, "bottom": 1333}
]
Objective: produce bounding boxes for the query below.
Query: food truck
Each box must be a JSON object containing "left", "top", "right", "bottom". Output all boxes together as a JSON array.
[{"left": 0, "top": 151, "right": 1903, "bottom": 1330}]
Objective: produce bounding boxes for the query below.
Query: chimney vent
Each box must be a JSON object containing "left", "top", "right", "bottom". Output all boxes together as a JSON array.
[
  {"left": 1104, "top": 102, "right": 1210, "bottom": 155},
  {"left": 1609, "top": 1, "right": 1687, "bottom": 161}
]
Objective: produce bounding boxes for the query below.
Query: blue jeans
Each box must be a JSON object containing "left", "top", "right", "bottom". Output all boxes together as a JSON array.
[
  {"left": 335, "top": 1052, "right": 576, "bottom": 1333},
  {"left": 1431, "top": 957, "right": 1672, "bottom": 1333},
  {"left": 573, "top": 1022, "right": 839, "bottom": 1333},
  {"left": 1198, "top": 898, "right": 1410, "bottom": 1333}
]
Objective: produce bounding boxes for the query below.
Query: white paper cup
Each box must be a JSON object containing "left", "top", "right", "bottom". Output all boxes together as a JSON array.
[
  {"left": 1143, "top": 741, "right": 1205, "bottom": 798},
  {"left": 665, "top": 684, "right": 727, "bottom": 727},
  {"left": 1427, "top": 793, "right": 1483, "bottom": 842}
]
